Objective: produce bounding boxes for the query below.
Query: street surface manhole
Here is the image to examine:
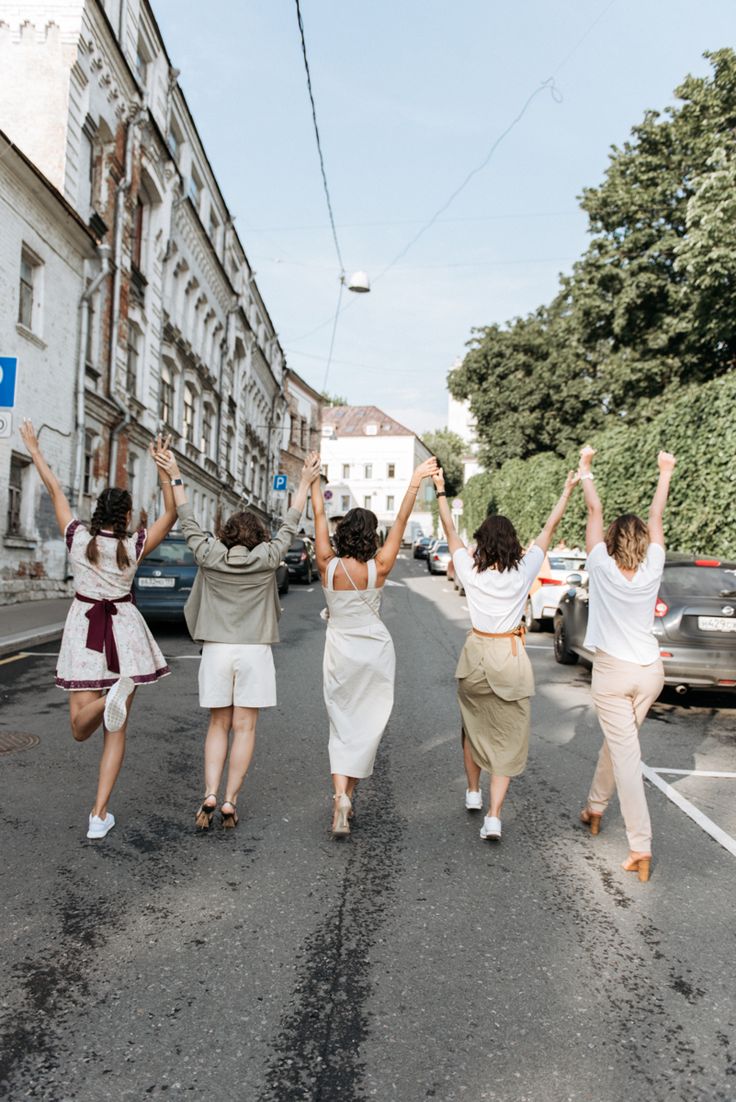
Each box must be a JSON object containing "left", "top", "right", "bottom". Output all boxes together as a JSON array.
[{"left": 0, "top": 731, "right": 40, "bottom": 755}]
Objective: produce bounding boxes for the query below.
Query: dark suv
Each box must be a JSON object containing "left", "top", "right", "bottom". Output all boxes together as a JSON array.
[
  {"left": 554, "top": 554, "right": 736, "bottom": 693},
  {"left": 285, "top": 537, "right": 317, "bottom": 584}
]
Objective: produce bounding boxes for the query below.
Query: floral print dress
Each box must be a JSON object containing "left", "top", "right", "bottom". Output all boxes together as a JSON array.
[{"left": 55, "top": 519, "right": 170, "bottom": 691}]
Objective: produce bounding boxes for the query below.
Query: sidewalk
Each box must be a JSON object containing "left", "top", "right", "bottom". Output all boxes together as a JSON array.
[{"left": 0, "top": 598, "right": 70, "bottom": 658}]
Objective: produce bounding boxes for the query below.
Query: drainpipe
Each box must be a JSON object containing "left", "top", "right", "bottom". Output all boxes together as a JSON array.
[
  {"left": 74, "top": 244, "right": 112, "bottom": 511},
  {"left": 108, "top": 107, "right": 142, "bottom": 484}
]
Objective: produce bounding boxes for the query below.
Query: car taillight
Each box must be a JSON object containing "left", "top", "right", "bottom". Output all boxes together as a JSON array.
[
  {"left": 654, "top": 598, "right": 668, "bottom": 617},
  {"left": 695, "top": 559, "right": 720, "bottom": 567},
  {"left": 538, "top": 577, "right": 563, "bottom": 586},
  {"left": 433, "top": 554, "right": 439, "bottom": 560},
  {"left": 300, "top": 551, "right": 307, "bottom": 561},
  {"left": 660, "top": 650, "right": 673, "bottom": 658}
]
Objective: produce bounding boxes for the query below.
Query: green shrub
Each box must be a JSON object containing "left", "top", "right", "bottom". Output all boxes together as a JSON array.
[{"left": 459, "top": 371, "right": 736, "bottom": 556}]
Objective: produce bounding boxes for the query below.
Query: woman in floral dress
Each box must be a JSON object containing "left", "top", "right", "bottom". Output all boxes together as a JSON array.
[{"left": 20, "top": 421, "right": 176, "bottom": 840}]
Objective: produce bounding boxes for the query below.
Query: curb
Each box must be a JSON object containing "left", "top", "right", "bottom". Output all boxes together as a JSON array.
[{"left": 0, "top": 624, "right": 65, "bottom": 660}]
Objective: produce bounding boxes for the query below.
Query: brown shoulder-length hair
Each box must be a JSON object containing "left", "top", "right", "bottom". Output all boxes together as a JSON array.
[
  {"left": 605, "top": 513, "right": 650, "bottom": 570},
  {"left": 334, "top": 508, "right": 378, "bottom": 562},
  {"left": 86, "top": 487, "right": 132, "bottom": 569},
  {"left": 472, "top": 514, "right": 524, "bottom": 573},
  {"left": 218, "top": 510, "right": 270, "bottom": 550}
]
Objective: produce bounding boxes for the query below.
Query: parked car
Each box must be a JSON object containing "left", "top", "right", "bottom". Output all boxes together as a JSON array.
[
  {"left": 427, "top": 541, "right": 451, "bottom": 575},
  {"left": 285, "top": 537, "right": 316, "bottom": 584},
  {"left": 136, "top": 534, "right": 289, "bottom": 620},
  {"left": 135, "top": 535, "right": 197, "bottom": 621},
  {"left": 553, "top": 554, "right": 736, "bottom": 693},
  {"left": 525, "top": 550, "right": 588, "bottom": 632},
  {"left": 413, "top": 536, "right": 433, "bottom": 560},
  {"left": 402, "top": 523, "right": 424, "bottom": 548}
]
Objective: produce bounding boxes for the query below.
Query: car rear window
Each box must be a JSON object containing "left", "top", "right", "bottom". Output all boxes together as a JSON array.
[
  {"left": 548, "top": 556, "right": 587, "bottom": 571},
  {"left": 290, "top": 539, "right": 306, "bottom": 552},
  {"left": 436, "top": 543, "right": 449, "bottom": 553},
  {"left": 145, "top": 542, "right": 194, "bottom": 565},
  {"left": 662, "top": 565, "right": 736, "bottom": 597}
]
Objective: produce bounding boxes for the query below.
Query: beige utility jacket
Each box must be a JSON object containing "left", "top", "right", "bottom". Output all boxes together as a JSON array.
[{"left": 177, "top": 503, "right": 301, "bottom": 645}]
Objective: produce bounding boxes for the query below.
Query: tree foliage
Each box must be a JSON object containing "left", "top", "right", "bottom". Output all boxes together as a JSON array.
[
  {"left": 422, "top": 427, "right": 465, "bottom": 497},
  {"left": 450, "top": 49, "right": 736, "bottom": 470},
  {"left": 460, "top": 372, "right": 736, "bottom": 558}
]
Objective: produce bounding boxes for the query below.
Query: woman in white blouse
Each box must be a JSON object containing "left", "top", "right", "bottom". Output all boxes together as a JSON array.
[
  {"left": 578, "top": 446, "right": 676, "bottom": 882},
  {"left": 434, "top": 466, "right": 579, "bottom": 843}
]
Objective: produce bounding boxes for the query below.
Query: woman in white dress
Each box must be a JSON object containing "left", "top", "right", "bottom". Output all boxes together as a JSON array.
[
  {"left": 19, "top": 421, "right": 176, "bottom": 840},
  {"left": 310, "top": 457, "right": 437, "bottom": 836}
]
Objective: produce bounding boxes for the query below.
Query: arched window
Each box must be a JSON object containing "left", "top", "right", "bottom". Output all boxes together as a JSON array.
[
  {"left": 159, "top": 362, "right": 174, "bottom": 426},
  {"left": 183, "top": 383, "right": 196, "bottom": 444},
  {"left": 201, "top": 403, "right": 214, "bottom": 457}
]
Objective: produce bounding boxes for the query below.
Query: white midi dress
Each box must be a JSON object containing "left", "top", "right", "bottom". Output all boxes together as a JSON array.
[{"left": 322, "top": 557, "right": 396, "bottom": 778}]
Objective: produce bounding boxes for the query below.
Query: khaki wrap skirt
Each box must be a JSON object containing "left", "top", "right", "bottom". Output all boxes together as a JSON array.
[{"left": 455, "top": 631, "right": 535, "bottom": 777}]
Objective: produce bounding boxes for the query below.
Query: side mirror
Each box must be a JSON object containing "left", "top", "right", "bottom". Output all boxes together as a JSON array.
[{"left": 566, "top": 572, "right": 583, "bottom": 588}]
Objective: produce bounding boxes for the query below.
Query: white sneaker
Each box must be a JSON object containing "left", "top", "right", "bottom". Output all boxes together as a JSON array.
[
  {"left": 87, "top": 812, "right": 115, "bottom": 839},
  {"left": 480, "top": 815, "right": 502, "bottom": 841},
  {"left": 465, "top": 789, "right": 483, "bottom": 811},
  {"left": 103, "top": 676, "right": 135, "bottom": 733}
]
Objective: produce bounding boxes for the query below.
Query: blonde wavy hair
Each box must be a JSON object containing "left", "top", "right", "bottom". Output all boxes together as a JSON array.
[{"left": 605, "top": 514, "right": 650, "bottom": 570}]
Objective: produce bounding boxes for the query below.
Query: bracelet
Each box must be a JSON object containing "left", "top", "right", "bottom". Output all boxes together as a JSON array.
[
  {"left": 169, "top": 478, "right": 184, "bottom": 486},
  {"left": 578, "top": 472, "right": 594, "bottom": 481},
  {"left": 436, "top": 491, "right": 446, "bottom": 498}
]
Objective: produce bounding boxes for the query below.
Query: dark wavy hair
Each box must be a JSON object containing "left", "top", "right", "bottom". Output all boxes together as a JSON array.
[
  {"left": 218, "top": 510, "right": 270, "bottom": 550},
  {"left": 605, "top": 513, "right": 650, "bottom": 570},
  {"left": 86, "top": 488, "right": 133, "bottom": 569},
  {"left": 472, "top": 514, "right": 524, "bottom": 573},
  {"left": 334, "top": 507, "right": 378, "bottom": 562}
]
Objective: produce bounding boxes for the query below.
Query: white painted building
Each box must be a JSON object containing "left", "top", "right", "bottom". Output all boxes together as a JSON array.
[
  {"left": 447, "top": 389, "right": 482, "bottom": 484},
  {"left": 320, "top": 406, "right": 434, "bottom": 538},
  {"left": 0, "top": 0, "right": 287, "bottom": 600},
  {"left": 0, "top": 132, "right": 98, "bottom": 600}
]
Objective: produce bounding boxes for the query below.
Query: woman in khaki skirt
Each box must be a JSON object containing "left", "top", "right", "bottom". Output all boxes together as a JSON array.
[{"left": 434, "top": 466, "right": 579, "bottom": 842}]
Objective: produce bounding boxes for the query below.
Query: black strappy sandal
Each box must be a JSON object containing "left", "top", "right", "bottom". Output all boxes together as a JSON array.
[
  {"left": 195, "top": 795, "right": 218, "bottom": 831},
  {"left": 220, "top": 801, "right": 239, "bottom": 829}
]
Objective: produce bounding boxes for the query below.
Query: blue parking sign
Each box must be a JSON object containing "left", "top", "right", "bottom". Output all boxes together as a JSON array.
[
  {"left": 273, "top": 473, "right": 288, "bottom": 491},
  {"left": 0, "top": 358, "right": 18, "bottom": 408}
]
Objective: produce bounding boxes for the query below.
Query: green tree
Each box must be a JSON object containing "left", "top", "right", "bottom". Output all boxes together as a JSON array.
[
  {"left": 422, "top": 427, "right": 465, "bottom": 497},
  {"left": 320, "top": 391, "right": 348, "bottom": 406},
  {"left": 451, "top": 49, "right": 736, "bottom": 467}
]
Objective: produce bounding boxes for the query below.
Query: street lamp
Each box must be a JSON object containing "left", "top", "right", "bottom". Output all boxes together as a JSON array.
[
  {"left": 346, "top": 270, "right": 370, "bottom": 293},
  {"left": 323, "top": 269, "right": 371, "bottom": 391}
]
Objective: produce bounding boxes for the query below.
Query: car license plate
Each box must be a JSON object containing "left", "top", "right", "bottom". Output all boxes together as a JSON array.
[
  {"left": 138, "top": 577, "right": 176, "bottom": 588},
  {"left": 698, "top": 616, "right": 736, "bottom": 632}
]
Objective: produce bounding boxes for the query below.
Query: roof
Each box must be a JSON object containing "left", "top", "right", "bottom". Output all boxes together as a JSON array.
[{"left": 322, "top": 405, "right": 414, "bottom": 438}]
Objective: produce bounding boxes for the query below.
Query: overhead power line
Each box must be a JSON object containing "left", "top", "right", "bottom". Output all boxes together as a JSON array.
[
  {"left": 294, "top": 0, "right": 345, "bottom": 274},
  {"left": 287, "top": 0, "right": 619, "bottom": 347}
]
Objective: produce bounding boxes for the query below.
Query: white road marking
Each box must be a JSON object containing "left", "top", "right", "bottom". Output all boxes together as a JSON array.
[
  {"left": 650, "top": 768, "right": 736, "bottom": 779},
  {"left": 385, "top": 579, "right": 406, "bottom": 587},
  {"left": 642, "top": 764, "right": 736, "bottom": 858}
]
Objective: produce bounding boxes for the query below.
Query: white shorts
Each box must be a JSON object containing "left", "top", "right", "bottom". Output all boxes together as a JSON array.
[{"left": 199, "top": 643, "right": 277, "bottom": 709}]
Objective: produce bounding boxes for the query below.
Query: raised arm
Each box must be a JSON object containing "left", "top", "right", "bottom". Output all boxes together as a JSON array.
[
  {"left": 154, "top": 450, "right": 212, "bottom": 566},
  {"left": 648, "top": 451, "right": 676, "bottom": 547},
  {"left": 375, "top": 457, "right": 438, "bottom": 579},
  {"left": 19, "top": 419, "right": 72, "bottom": 535},
  {"left": 310, "top": 465, "right": 335, "bottom": 578},
  {"left": 262, "top": 453, "right": 322, "bottom": 567},
  {"left": 578, "top": 445, "right": 604, "bottom": 553},
  {"left": 534, "top": 469, "right": 579, "bottom": 554},
  {"left": 433, "top": 467, "right": 464, "bottom": 555},
  {"left": 141, "top": 435, "right": 178, "bottom": 558}
]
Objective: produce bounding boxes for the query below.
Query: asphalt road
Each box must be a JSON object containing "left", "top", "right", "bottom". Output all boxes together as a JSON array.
[{"left": 1, "top": 556, "right": 735, "bottom": 1102}]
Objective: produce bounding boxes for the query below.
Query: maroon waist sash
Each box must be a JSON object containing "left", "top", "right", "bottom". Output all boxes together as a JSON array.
[{"left": 75, "top": 592, "right": 133, "bottom": 674}]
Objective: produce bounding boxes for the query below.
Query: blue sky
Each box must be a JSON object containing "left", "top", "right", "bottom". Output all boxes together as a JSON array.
[{"left": 152, "top": 0, "right": 735, "bottom": 434}]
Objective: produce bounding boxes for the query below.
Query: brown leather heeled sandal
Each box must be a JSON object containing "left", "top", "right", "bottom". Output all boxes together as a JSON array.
[
  {"left": 579, "top": 807, "right": 602, "bottom": 835},
  {"left": 195, "top": 795, "right": 218, "bottom": 831},
  {"left": 622, "top": 854, "right": 651, "bottom": 882},
  {"left": 220, "top": 801, "right": 239, "bottom": 829}
]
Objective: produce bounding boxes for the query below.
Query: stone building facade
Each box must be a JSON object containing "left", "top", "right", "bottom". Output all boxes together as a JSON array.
[
  {"left": 279, "top": 369, "right": 325, "bottom": 537},
  {"left": 0, "top": 0, "right": 287, "bottom": 600}
]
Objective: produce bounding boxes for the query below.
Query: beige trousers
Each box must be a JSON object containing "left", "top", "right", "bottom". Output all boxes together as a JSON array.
[{"left": 587, "top": 651, "right": 664, "bottom": 853}]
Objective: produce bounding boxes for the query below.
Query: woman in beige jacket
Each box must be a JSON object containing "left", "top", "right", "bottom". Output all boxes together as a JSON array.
[{"left": 155, "top": 449, "right": 320, "bottom": 829}]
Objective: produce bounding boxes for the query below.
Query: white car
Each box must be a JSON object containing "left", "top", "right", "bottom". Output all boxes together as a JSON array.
[{"left": 524, "top": 550, "right": 587, "bottom": 632}]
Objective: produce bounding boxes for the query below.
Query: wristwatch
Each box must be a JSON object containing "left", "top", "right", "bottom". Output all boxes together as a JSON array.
[
  {"left": 436, "top": 491, "right": 446, "bottom": 498},
  {"left": 170, "top": 478, "right": 184, "bottom": 486}
]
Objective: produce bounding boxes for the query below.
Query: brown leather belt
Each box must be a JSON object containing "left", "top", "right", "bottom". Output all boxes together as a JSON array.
[{"left": 472, "top": 623, "right": 526, "bottom": 656}]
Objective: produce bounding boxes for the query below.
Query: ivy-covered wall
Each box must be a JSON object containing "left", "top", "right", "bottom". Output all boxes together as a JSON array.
[{"left": 460, "top": 371, "right": 736, "bottom": 558}]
